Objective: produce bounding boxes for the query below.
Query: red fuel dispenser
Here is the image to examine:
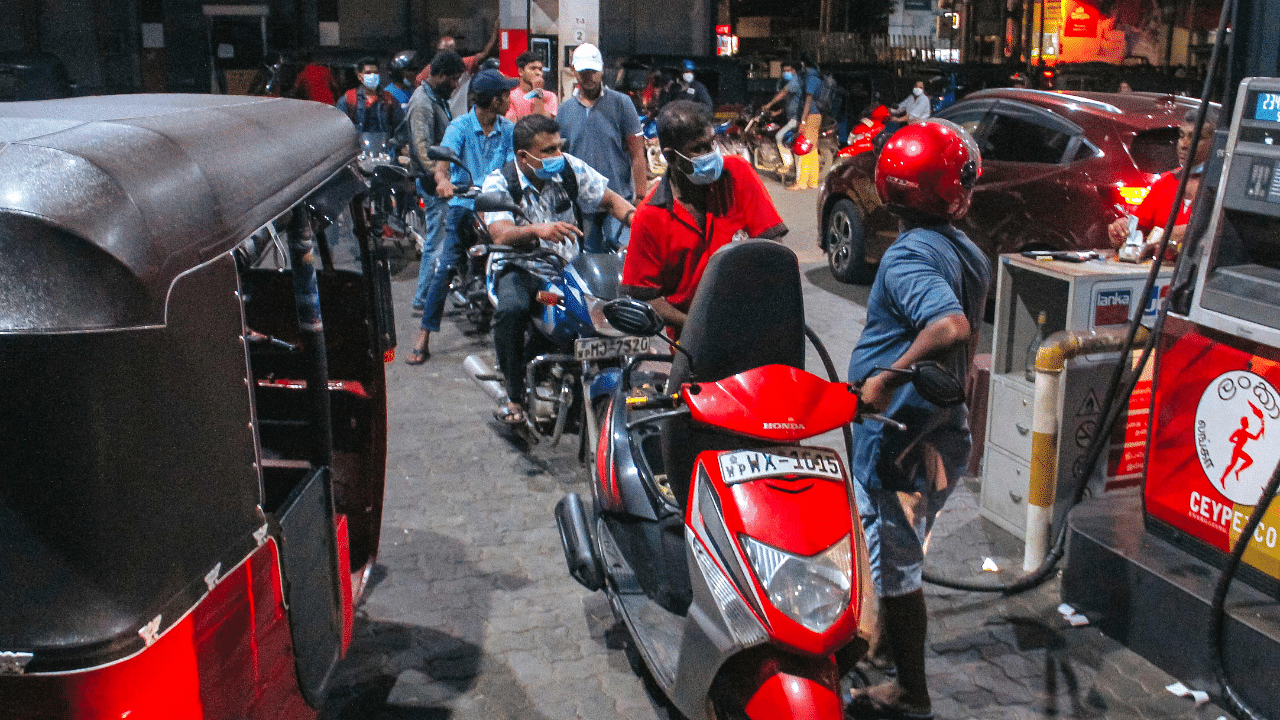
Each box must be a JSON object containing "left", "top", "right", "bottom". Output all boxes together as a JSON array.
[{"left": 1062, "top": 76, "right": 1280, "bottom": 717}]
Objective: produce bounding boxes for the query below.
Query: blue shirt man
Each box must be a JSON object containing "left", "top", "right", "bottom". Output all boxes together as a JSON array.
[
  {"left": 406, "top": 69, "right": 518, "bottom": 364},
  {"left": 556, "top": 43, "right": 647, "bottom": 252}
]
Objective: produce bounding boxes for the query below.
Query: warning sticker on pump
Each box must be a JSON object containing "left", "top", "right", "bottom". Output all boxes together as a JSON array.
[{"left": 717, "top": 446, "right": 844, "bottom": 485}]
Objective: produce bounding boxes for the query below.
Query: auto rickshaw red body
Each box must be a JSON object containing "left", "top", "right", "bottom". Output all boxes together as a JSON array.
[{"left": 0, "top": 95, "right": 397, "bottom": 718}]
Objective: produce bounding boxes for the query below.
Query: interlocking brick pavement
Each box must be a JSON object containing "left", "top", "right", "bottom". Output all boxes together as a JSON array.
[{"left": 320, "top": 179, "right": 1234, "bottom": 720}]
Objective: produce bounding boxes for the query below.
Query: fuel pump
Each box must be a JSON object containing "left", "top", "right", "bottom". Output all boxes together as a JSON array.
[{"left": 1062, "top": 76, "right": 1280, "bottom": 719}]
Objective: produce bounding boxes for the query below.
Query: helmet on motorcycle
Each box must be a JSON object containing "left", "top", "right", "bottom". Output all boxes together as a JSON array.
[
  {"left": 870, "top": 104, "right": 890, "bottom": 122},
  {"left": 391, "top": 50, "right": 419, "bottom": 71},
  {"left": 791, "top": 133, "right": 814, "bottom": 156},
  {"left": 875, "top": 118, "right": 981, "bottom": 222}
]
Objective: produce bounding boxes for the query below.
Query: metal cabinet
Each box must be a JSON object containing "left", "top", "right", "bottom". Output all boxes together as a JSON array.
[{"left": 981, "top": 252, "right": 1172, "bottom": 538}]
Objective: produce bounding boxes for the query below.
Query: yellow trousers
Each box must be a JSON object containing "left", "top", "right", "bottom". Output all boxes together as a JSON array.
[{"left": 795, "top": 114, "right": 822, "bottom": 189}]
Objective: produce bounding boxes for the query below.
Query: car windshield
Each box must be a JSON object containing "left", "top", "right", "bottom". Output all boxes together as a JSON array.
[{"left": 1129, "top": 127, "right": 1180, "bottom": 175}]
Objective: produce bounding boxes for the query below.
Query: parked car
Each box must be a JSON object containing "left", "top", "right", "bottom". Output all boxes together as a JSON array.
[
  {"left": 0, "top": 51, "right": 74, "bottom": 101},
  {"left": 818, "top": 88, "right": 1209, "bottom": 283}
]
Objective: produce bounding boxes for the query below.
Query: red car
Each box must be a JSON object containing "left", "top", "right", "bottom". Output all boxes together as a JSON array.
[{"left": 818, "top": 89, "right": 1210, "bottom": 283}]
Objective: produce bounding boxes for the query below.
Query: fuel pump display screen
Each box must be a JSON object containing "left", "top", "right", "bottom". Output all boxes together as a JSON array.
[{"left": 1254, "top": 91, "right": 1280, "bottom": 123}]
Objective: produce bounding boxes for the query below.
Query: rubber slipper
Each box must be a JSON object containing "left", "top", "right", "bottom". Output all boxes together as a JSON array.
[
  {"left": 404, "top": 348, "right": 429, "bottom": 365},
  {"left": 845, "top": 690, "right": 934, "bottom": 720},
  {"left": 494, "top": 406, "right": 525, "bottom": 425}
]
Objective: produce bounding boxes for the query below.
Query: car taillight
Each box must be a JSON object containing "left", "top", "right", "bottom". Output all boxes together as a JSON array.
[{"left": 1115, "top": 185, "right": 1151, "bottom": 212}]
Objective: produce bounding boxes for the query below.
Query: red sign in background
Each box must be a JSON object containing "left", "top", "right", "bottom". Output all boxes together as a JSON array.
[{"left": 1063, "top": 1, "right": 1099, "bottom": 37}]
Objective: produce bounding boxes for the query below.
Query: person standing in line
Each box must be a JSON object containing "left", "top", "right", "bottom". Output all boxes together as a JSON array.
[
  {"left": 405, "top": 69, "right": 518, "bottom": 364},
  {"left": 791, "top": 57, "right": 824, "bottom": 190},
  {"left": 414, "top": 28, "right": 501, "bottom": 118},
  {"left": 844, "top": 119, "right": 989, "bottom": 720},
  {"left": 405, "top": 51, "right": 466, "bottom": 322},
  {"left": 762, "top": 60, "right": 803, "bottom": 177},
  {"left": 386, "top": 50, "right": 421, "bottom": 108},
  {"left": 556, "top": 43, "right": 648, "bottom": 253},
  {"left": 657, "top": 60, "right": 713, "bottom": 112},
  {"left": 506, "top": 51, "right": 557, "bottom": 121},
  {"left": 335, "top": 58, "right": 405, "bottom": 134}
]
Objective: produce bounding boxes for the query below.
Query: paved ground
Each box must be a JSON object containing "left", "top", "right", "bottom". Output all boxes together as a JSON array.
[{"left": 320, "top": 176, "right": 1229, "bottom": 719}]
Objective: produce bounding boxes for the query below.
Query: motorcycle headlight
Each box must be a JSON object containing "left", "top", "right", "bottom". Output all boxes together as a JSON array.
[
  {"left": 585, "top": 294, "right": 623, "bottom": 337},
  {"left": 739, "top": 534, "right": 851, "bottom": 633}
]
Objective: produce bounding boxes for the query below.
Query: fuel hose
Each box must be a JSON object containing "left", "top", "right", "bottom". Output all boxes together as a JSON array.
[{"left": 919, "top": 0, "right": 1233, "bottom": 596}]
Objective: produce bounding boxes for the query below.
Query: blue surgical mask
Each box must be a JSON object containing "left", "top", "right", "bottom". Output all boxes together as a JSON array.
[
  {"left": 677, "top": 147, "right": 724, "bottom": 185},
  {"left": 782, "top": 71, "right": 794, "bottom": 81},
  {"left": 531, "top": 153, "right": 565, "bottom": 180},
  {"left": 361, "top": 73, "right": 380, "bottom": 90}
]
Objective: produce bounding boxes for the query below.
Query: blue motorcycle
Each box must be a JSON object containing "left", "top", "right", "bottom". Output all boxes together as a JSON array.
[{"left": 462, "top": 202, "right": 650, "bottom": 448}]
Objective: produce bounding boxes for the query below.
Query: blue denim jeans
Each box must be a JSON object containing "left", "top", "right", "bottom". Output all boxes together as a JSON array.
[
  {"left": 420, "top": 204, "right": 470, "bottom": 332},
  {"left": 412, "top": 192, "right": 447, "bottom": 309}
]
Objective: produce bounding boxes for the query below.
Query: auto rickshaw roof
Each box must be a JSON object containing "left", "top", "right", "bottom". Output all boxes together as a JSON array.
[{"left": 0, "top": 94, "right": 358, "bottom": 331}]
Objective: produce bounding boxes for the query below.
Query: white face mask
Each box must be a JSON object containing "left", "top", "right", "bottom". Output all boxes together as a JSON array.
[
  {"left": 683, "top": 72, "right": 695, "bottom": 84},
  {"left": 913, "top": 87, "right": 924, "bottom": 97}
]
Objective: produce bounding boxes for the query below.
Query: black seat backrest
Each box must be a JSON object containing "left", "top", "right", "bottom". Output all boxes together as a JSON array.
[
  {"left": 667, "top": 239, "right": 805, "bottom": 390},
  {"left": 661, "top": 240, "right": 806, "bottom": 513}
]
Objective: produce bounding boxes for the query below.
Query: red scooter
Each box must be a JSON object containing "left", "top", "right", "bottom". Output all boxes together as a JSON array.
[
  {"left": 839, "top": 105, "right": 891, "bottom": 159},
  {"left": 555, "top": 240, "right": 963, "bottom": 719}
]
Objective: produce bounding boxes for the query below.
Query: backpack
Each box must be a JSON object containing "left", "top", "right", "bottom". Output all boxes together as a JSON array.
[
  {"left": 500, "top": 160, "right": 583, "bottom": 229},
  {"left": 815, "top": 72, "right": 838, "bottom": 115}
]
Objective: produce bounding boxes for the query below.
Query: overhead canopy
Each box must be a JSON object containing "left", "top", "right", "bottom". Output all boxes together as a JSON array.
[{"left": 0, "top": 94, "right": 359, "bottom": 332}]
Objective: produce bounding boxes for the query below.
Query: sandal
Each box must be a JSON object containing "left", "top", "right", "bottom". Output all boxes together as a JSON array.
[
  {"left": 845, "top": 690, "right": 934, "bottom": 720},
  {"left": 494, "top": 405, "right": 525, "bottom": 425},
  {"left": 404, "top": 348, "right": 429, "bottom": 365}
]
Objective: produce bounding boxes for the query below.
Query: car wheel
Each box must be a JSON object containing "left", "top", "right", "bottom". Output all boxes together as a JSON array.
[{"left": 826, "top": 198, "right": 875, "bottom": 284}]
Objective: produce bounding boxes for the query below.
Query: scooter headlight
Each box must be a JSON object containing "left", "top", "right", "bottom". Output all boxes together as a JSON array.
[{"left": 739, "top": 534, "right": 851, "bottom": 633}]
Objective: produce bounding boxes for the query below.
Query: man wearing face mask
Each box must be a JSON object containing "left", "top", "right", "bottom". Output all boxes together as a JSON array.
[
  {"left": 622, "top": 101, "right": 787, "bottom": 331},
  {"left": 889, "top": 80, "right": 931, "bottom": 126},
  {"left": 336, "top": 58, "right": 405, "bottom": 134},
  {"left": 762, "top": 60, "right": 803, "bottom": 175},
  {"left": 479, "top": 114, "right": 637, "bottom": 423},
  {"left": 658, "top": 60, "right": 713, "bottom": 112},
  {"left": 406, "top": 51, "right": 467, "bottom": 317}
]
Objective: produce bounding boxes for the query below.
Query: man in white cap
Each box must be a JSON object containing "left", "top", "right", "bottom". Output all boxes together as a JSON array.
[{"left": 556, "top": 43, "right": 647, "bottom": 253}]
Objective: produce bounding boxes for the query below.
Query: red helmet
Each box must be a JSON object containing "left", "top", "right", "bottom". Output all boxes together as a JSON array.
[
  {"left": 875, "top": 118, "right": 981, "bottom": 221},
  {"left": 791, "top": 133, "right": 814, "bottom": 156},
  {"left": 870, "top": 104, "right": 890, "bottom": 121}
]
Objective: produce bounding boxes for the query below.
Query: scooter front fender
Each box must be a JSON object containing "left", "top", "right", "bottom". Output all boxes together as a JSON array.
[{"left": 743, "top": 666, "right": 842, "bottom": 720}]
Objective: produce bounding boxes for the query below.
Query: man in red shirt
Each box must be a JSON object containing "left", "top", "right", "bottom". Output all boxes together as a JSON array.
[
  {"left": 1108, "top": 107, "right": 1218, "bottom": 258},
  {"left": 622, "top": 100, "right": 787, "bottom": 329}
]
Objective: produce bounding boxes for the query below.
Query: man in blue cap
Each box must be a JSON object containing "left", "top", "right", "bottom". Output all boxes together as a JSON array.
[
  {"left": 406, "top": 68, "right": 518, "bottom": 364},
  {"left": 659, "top": 60, "right": 713, "bottom": 111}
]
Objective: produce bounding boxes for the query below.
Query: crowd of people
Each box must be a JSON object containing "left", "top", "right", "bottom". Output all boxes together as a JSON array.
[{"left": 285, "top": 38, "right": 1223, "bottom": 719}]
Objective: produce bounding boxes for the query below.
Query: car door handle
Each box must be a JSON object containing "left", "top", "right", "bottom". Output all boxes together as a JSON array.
[
  {"left": 1015, "top": 422, "right": 1030, "bottom": 435},
  {"left": 1009, "top": 492, "right": 1023, "bottom": 504}
]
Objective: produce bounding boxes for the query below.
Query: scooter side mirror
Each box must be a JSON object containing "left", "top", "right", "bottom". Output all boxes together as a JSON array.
[
  {"left": 426, "top": 145, "right": 462, "bottom": 164},
  {"left": 911, "top": 360, "right": 965, "bottom": 407},
  {"left": 473, "top": 192, "right": 523, "bottom": 216},
  {"left": 603, "top": 298, "right": 665, "bottom": 337}
]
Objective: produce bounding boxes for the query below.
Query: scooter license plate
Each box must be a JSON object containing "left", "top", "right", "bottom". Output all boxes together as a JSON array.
[
  {"left": 574, "top": 336, "right": 651, "bottom": 361},
  {"left": 717, "top": 446, "right": 845, "bottom": 485}
]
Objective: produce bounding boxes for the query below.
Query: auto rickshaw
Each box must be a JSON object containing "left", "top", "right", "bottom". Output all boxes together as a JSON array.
[{"left": 0, "top": 94, "right": 397, "bottom": 718}]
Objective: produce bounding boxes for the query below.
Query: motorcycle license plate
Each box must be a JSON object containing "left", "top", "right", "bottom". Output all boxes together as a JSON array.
[
  {"left": 717, "top": 446, "right": 845, "bottom": 485},
  {"left": 574, "top": 336, "right": 651, "bottom": 361}
]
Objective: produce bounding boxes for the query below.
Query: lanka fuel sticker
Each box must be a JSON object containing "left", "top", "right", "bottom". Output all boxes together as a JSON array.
[{"left": 1194, "top": 370, "right": 1280, "bottom": 505}]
